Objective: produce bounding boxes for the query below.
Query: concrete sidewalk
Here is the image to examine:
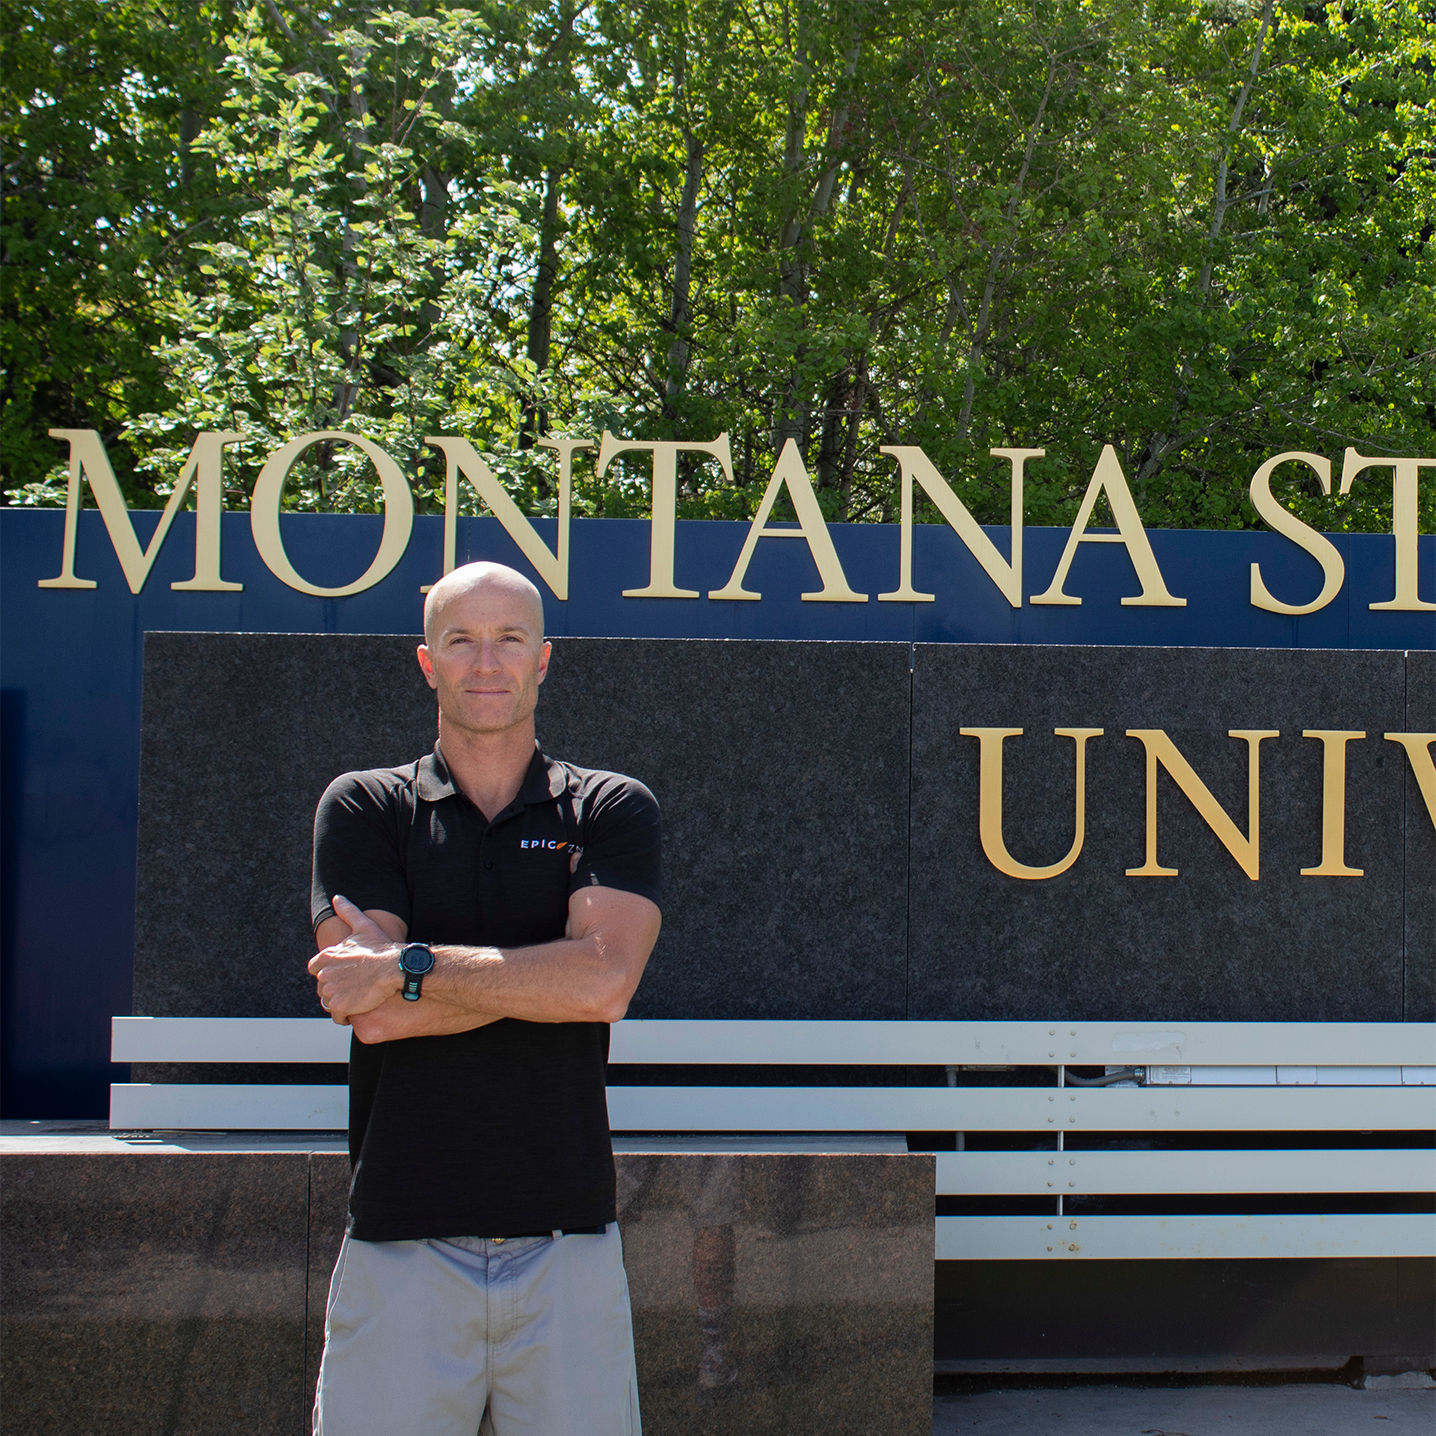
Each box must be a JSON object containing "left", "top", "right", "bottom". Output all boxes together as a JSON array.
[{"left": 933, "top": 1381, "right": 1434, "bottom": 1435}]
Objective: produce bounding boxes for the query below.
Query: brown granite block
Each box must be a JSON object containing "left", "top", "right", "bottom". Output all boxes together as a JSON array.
[
  {"left": 3, "top": 1146, "right": 930, "bottom": 1434},
  {"left": 1, "top": 1152, "right": 308, "bottom": 1436},
  {"left": 305, "top": 1152, "right": 353, "bottom": 1413},
  {"left": 616, "top": 1151, "right": 934, "bottom": 1436}
]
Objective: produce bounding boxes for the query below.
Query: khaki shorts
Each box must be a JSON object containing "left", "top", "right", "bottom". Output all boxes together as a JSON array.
[{"left": 313, "top": 1227, "right": 641, "bottom": 1436}]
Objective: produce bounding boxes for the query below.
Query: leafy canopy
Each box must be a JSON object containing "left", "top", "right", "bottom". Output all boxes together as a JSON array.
[{"left": 4, "top": 0, "right": 1432, "bottom": 534}]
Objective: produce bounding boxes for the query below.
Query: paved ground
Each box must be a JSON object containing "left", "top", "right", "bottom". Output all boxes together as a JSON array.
[{"left": 933, "top": 1382, "right": 1435, "bottom": 1435}]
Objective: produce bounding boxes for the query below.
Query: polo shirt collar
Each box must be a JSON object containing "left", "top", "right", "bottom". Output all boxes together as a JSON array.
[
  {"left": 416, "top": 745, "right": 459, "bottom": 802},
  {"left": 524, "top": 749, "right": 570, "bottom": 804},
  {"left": 416, "top": 744, "right": 567, "bottom": 808}
]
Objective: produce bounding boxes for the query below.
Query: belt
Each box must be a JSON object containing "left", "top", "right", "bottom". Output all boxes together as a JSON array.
[{"left": 488, "top": 1224, "right": 606, "bottom": 1242}]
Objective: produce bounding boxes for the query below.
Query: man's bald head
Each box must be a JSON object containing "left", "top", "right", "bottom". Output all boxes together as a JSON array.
[
  {"left": 416, "top": 562, "right": 551, "bottom": 743},
  {"left": 423, "top": 562, "right": 544, "bottom": 646}
]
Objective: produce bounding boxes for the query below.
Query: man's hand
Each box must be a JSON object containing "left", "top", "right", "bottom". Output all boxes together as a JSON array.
[{"left": 309, "top": 895, "right": 404, "bottom": 1024}]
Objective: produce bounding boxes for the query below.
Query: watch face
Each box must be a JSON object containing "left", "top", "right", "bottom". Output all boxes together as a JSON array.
[{"left": 401, "top": 944, "right": 434, "bottom": 975}]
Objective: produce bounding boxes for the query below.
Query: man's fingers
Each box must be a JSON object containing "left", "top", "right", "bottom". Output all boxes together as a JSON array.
[
  {"left": 312, "top": 953, "right": 394, "bottom": 1025},
  {"left": 332, "top": 894, "right": 382, "bottom": 933}
]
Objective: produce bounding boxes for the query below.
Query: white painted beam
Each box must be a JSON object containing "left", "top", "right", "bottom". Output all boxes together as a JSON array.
[
  {"left": 110, "top": 1083, "right": 347, "bottom": 1130},
  {"left": 111, "top": 1017, "right": 1436, "bottom": 1068},
  {"left": 605, "top": 1084, "right": 1435, "bottom": 1132},
  {"left": 936, "top": 1148, "right": 1436, "bottom": 1196},
  {"left": 611, "top": 1020, "right": 1436, "bottom": 1067},
  {"left": 112, "top": 1017, "right": 349, "bottom": 1063},
  {"left": 935, "top": 1213, "right": 1436, "bottom": 1260},
  {"left": 1147, "top": 1065, "right": 1436, "bottom": 1086},
  {"left": 110, "top": 1081, "right": 1436, "bottom": 1133}
]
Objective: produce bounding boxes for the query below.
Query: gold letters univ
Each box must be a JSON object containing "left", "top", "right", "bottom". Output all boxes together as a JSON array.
[{"left": 960, "top": 727, "right": 1435, "bottom": 881}]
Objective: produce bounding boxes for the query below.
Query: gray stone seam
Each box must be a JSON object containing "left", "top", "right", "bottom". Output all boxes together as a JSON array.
[
  {"left": 303, "top": 1151, "right": 314, "bottom": 1436},
  {"left": 904, "top": 642, "right": 914, "bottom": 1028}
]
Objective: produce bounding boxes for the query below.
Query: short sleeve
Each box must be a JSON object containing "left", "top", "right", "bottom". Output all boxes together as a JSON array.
[
  {"left": 311, "top": 773, "right": 412, "bottom": 934},
  {"left": 571, "top": 776, "right": 661, "bottom": 907}
]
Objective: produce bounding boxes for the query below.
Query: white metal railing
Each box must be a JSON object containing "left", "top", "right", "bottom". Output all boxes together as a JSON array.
[
  {"left": 105, "top": 1078, "right": 1435, "bottom": 1133},
  {"left": 110, "top": 1016, "right": 1436, "bottom": 1067},
  {"left": 109, "top": 1017, "right": 1436, "bottom": 1261},
  {"left": 933, "top": 1214, "right": 1434, "bottom": 1261},
  {"left": 934, "top": 1148, "right": 1435, "bottom": 1195}
]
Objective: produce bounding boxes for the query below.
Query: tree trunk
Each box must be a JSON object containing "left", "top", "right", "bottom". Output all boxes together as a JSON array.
[
  {"left": 815, "top": 369, "right": 851, "bottom": 493},
  {"left": 332, "top": 53, "right": 372, "bottom": 423},
  {"left": 178, "top": 108, "right": 202, "bottom": 189},
  {"left": 775, "top": 12, "right": 863, "bottom": 453},
  {"left": 839, "top": 361, "right": 868, "bottom": 520},
  {"left": 955, "top": 46, "right": 1056, "bottom": 441},
  {"left": 521, "top": 167, "right": 562, "bottom": 446},
  {"left": 664, "top": 129, "right": 705, "bottom": 420},
  {"left": 1136, "top": 0, "right": 1274, "bottom": 483},
  {"left": 420, "top": 164, "right": 448, "bottom": 240},
  {"left": 1198, "top": 0, "right": 1275, "bottom": 296}
]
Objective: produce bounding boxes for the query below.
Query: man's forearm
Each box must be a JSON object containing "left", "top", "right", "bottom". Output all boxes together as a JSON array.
[
  {"left": 422, "top": 934, "right": 628, "bottom": 1025},
  {"left": 311, "top": 889, "right": 658, "bottom": 1028}
]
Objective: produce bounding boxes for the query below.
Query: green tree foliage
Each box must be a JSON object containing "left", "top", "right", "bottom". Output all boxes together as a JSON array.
[
  {"left": 2, "top": 0, "right": 236, "bottom": 501},
  {"left": 4, "top": 0, "right": 1432, "bottom": 533},
  {"left": 123, "top": 11, "right": 537, "bottom": 512}
]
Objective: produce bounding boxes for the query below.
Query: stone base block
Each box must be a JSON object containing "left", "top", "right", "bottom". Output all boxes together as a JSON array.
[{"left": 2, "top": 1131, "right": 933, "bottom": 1436}]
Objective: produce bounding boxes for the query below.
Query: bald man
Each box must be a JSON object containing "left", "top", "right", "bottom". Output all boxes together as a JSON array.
[{"left": 307, "top": 562, "right": 661, "bottom": 1436}]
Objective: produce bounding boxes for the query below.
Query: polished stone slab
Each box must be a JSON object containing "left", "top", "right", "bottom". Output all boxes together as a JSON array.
[
  {"left": 1, "top": 1147, "right": 309, "bottom": 1436},
  {"left": 306, "top": 1144, "right": 934, "bottom": 1436},
  {"left": 2, "top": 1135, "right": 932, "bottom": 1436},
  {"left": 133, "top": 634, "right": 912, "bottom": 1027},
  {"left": 307, "top": 1152, "right": 352, "bottom": 1408},
  {"left": 909, "top": 644, "right": 1409, "bottom": 1021},
  {"left": 535, "top": 638, "right": 911, "bottom": 1019},
  {"left": 614, "top": 1149, "right": 933, "bottom": 1436},
  {"left": 134, "top": 633, "right": 434, "bottom": 1024}
]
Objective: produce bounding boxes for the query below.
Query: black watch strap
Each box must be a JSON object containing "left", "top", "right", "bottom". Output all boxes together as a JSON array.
[{"left": 398, "top": 942, "right": 435, "bottom": 1002}]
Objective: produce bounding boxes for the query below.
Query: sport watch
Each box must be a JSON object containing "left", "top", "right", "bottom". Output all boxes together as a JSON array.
[{"left": 398, "top": 942, "right": 435, "bottom": 1001}]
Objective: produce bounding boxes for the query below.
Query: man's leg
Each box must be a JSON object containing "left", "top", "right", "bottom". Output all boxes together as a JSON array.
[
  {"left": 484, "top": 1227, "right": 641, "bottom": 1436},
  {"left": 313, "top": 1235, "right": 491, "bottom": 1436}
]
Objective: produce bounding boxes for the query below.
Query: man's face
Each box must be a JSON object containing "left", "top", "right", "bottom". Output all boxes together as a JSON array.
[{"left": 417, "top": 582, "right": 550, "bottom": 738}]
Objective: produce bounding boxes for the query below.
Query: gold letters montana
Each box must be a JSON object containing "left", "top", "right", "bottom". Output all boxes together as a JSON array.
[{"left": 37, "top": 429, "right": 1436, "bottom": 614}]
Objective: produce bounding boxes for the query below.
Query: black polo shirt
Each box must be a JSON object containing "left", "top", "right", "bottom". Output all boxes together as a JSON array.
[{"left": 310, "top": 744, "right": 661, "bottom": 1241}]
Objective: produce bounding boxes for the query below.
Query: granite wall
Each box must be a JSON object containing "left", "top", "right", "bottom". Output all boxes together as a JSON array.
[
  {"left": 2, "top": 1148, "right": 311, "bottom": 1435},
  {"left": 1, "top": 1142, "right": 933, "bottom": 1436},
  {"left": 134, "top": 634, "right": 436, "bottom": 1024},
  {"left": 133, "top": 634, "right": 1431, "bottom": 1027},
  {"left": 909, "top": 644, "right": 1415, "bottom": 1022},
  {"left": 132, "top": 634, "right": 912, "bottom": 1027}
]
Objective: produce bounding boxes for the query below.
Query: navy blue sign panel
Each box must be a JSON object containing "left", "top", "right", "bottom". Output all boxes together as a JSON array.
[{"left": 0, "top": 506, "right": 1432, "bottom": 1117}]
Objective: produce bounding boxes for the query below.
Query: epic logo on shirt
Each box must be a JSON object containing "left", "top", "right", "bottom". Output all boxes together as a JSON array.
[{"left": 519, "top": 839, "right": 570, "bottom": 851}]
